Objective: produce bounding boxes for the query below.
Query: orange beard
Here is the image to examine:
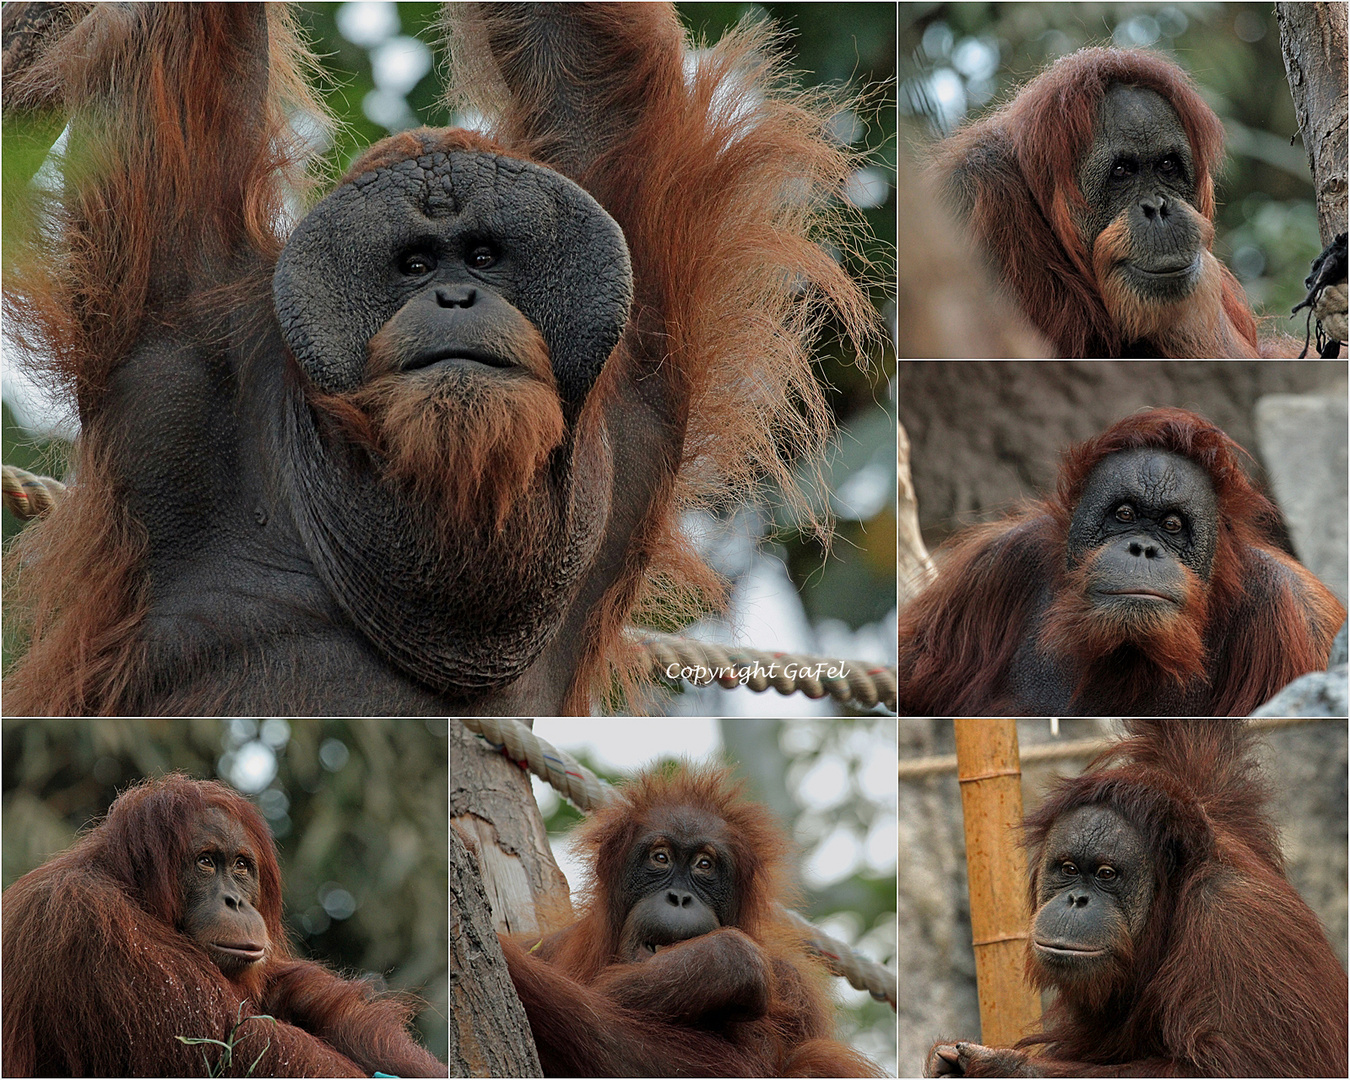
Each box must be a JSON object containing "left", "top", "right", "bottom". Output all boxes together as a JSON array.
[
  {"left": 1093, "top": 209, "right": 1260, "bottom": 358},
  {"left": 1041, "top": 551, "right": 1209, "bottom": 690},
  {"left": 308, "top": 323, "right": 566, "bottom": 537}
]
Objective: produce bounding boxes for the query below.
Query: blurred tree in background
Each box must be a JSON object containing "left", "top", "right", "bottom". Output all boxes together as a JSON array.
[
  {"left": 900, "top": 2, "right": 1323, "bottom": 321},
  {"left": 1, "top": 718, "right": 448, "bottom": 1061}
]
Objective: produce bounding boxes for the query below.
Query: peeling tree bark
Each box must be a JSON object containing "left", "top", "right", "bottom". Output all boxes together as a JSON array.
[
  {"left": 451, "top": 721, "right": 573, "bottom": 937},
  {"left": 450, "top": 826, "right": 541, "bottom": 1077},
  {"left": 1278, "top": 2, "right": 1349, "bottom": 241},
  {"left": 450, "top": 720, "right": 573, "bottom": 1076}
]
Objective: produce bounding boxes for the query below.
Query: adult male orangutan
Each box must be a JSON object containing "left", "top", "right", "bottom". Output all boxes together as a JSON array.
[{"left": 1, "top": 3, "right": 874, "bottom": 715}]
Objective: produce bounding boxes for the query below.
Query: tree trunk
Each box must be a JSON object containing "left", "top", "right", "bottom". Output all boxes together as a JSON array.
[
  {"left": 449, "top": 720, "right": 574, "bottom": 1076},
  {"left": 1278, "top": 2, "right": 1349, "bottom": 240},
  {"left": 899, "top": 419, "right": 935, "bottom": 605},
  {"left": 450, "top": 721, "right": 573, "bottom": 936},
  {"left": 450, "top": 825, "right": 541, "bottom": 1077}
]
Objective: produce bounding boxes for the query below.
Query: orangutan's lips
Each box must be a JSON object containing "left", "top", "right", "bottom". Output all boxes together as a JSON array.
[
  {"left": 1133, "top": 264, "right": 1191, "bottom": 278},
  {"left": 212, "top": 943, "right": 266, "bottom": 963},
  {"left": 403, "top": 348, "right": 513, "bottom": 373},
  {"left": 1033, "top": 940, "right": 1106, "bottom": 958},
  {"left": 1095, "top": 588, "right": 1180, "bottom": 605}
]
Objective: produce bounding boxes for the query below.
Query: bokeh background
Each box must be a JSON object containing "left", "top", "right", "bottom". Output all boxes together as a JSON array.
[
  {"left": 1, "top": 2, "right": 899, "bottom": 716},
  {"left": 899, "top": 1, "right": 1326, "bottom": 321},
  {"left": 0, "top": 718, "right": 449, "bottom": 1061},
  {"left": 526, "top": 717, "right": 899, "bottom": 1076}
]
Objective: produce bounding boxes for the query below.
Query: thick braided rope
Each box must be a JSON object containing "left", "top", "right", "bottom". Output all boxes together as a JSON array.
[
  {"left": 2, "top": 465, "right": 65, "bottom": 520},
  {"left": 782, "top": 908, "right": 894, "bottom": 1006},
  {"left": 2, "top": 462, "right": 896, "bottom": 710},
  {"left": 464, "top": 716, "right": 608, "bottom": 812},
  {"left": 461, "top": 716, "right": 898, "bottom": 1009},
  {"left": 635, "top": 629, "right": 897, "bottom": 713}
]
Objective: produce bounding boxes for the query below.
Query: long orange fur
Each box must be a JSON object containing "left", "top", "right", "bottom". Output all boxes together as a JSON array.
[{"left": 4, "top": 6, "right": 876, "bottom": 714}]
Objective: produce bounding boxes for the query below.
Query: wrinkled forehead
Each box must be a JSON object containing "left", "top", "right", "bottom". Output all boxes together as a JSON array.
[
  {"left": 637, "top": 804, "right": 733, "bottom": 850},
  {"left": 336, "top": 151, "right": 567, "bottom": 233},
  {"left": 1096, "top": 83, "right": 1189, "bottom": 156},
  {"left": 1086, "top": 448, "right": 1216, "bottom": 512},
  {"left": 1043, "top": 804, "right": 1144, "bottom": 861}
]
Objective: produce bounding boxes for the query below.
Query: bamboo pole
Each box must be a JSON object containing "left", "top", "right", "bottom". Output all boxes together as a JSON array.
[{"left": 953, "top": 719, "right": 1042, "bottom": 1047}]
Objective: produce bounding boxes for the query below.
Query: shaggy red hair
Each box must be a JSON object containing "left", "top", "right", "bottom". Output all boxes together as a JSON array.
[
  {"left": 933, "top": 48, "right": 1265, "bottom": 358},
  {"left": 499, "top": 764, "right": 881, "bottom": 1076},
  {"left": 3, "top": 6, "right": 876, "bottom": 715},
  {"left": 898, "top": 408, "right": 1345, "bottom": 714}
]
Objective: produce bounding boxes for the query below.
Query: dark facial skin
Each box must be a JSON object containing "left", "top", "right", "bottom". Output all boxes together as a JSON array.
[
  {"left": 927, "top": 806, "right": 1155, "bottom": 1078},
  {"left": 369, "top": 277, "right": 540, "bottom": 378},
  {"left": 1068, "top": 448, "right": 1218, "bottom": 617},
  {"left": 1031, "top": 805, "right": 1153, "bottom": 986},
  {"left": 274, "top": 149, "right": 632, "bottom": 405},
  {"left": 1079, "top": 84, "right": 1203, "bottom": 302},
  {"left": 269, "top": 146, "right": 634, "bottom": 700},
  {"left": 616, "top": 810, "right": 737, "bottom": 963},
  {"left": 178, "top": 809, "right": 270, "bottom": 977}
]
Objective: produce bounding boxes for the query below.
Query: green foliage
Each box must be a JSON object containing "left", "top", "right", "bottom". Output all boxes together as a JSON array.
[{"left": 176, "top": 1004, "right": 277, "bottom": 1078}]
